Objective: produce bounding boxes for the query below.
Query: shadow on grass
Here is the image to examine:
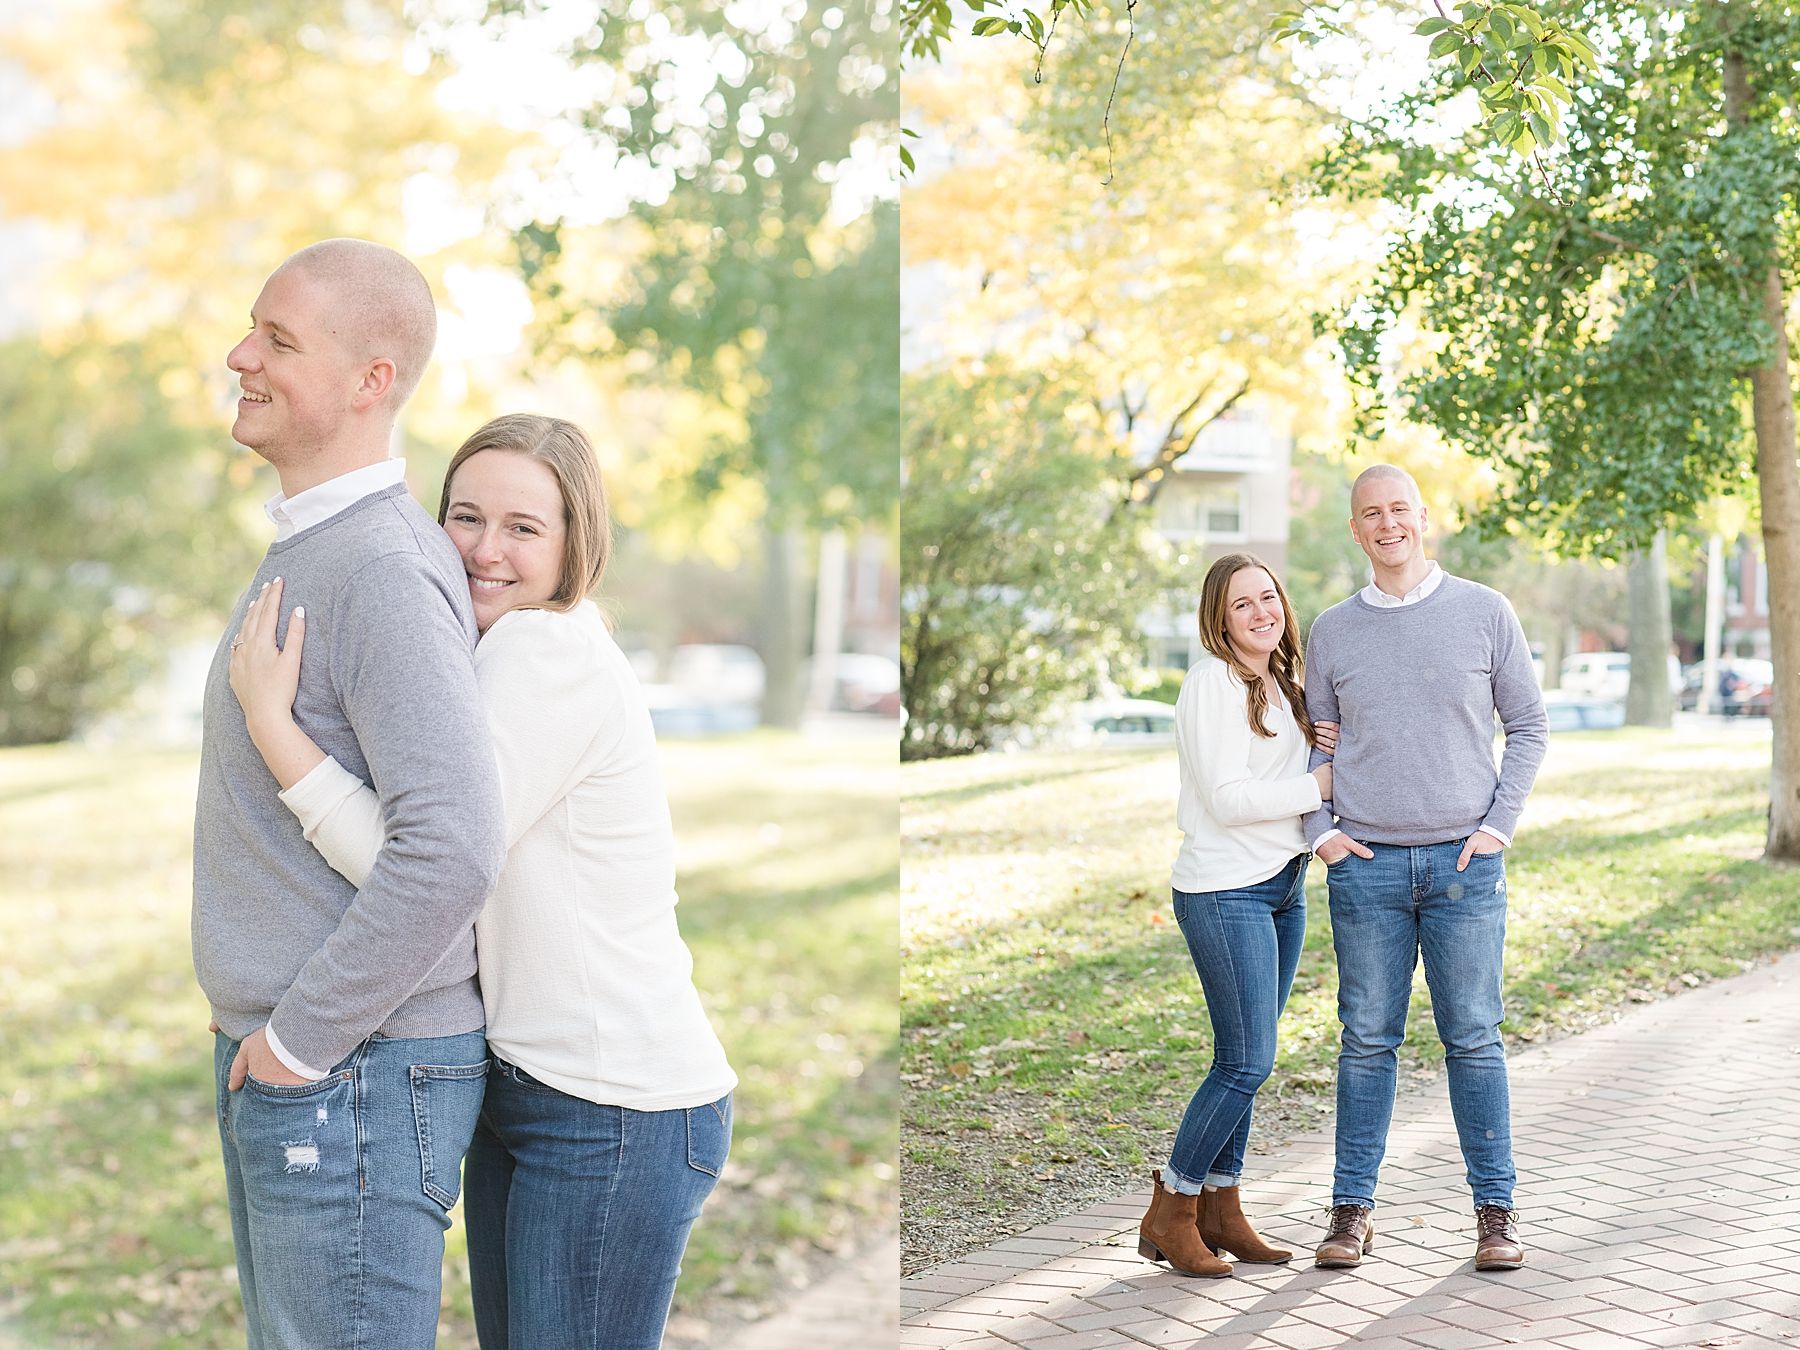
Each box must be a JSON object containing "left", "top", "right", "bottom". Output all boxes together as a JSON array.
[
  {"left": 680, "top": 865, "right": 902, "bottom": 933},
  {"left": 901, "top": 750, "right": 1169, "bottom": 811},
  {"left": 0, "top": 944, "right": 239, "bottom": 1344}
]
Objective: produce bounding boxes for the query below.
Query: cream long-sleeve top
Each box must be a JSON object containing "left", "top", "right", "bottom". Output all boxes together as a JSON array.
[
  {"left": 276, "top": 600, "right": 736, "bottom": 1112},
  {"left": 1170, "top": 654, "right": 1323, "bottom": 894}
]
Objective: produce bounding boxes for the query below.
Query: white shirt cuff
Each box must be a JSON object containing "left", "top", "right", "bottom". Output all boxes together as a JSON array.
[
  {"left": 263, "top": 1023, "right": 327, "bottom": 1081},
  {"left": 278, "top": 755, "right": 364, "bottom": 833},
  {"left": 1475, "top": 825, "right": 1511, "bottom": 848},
  {"left": 1311, "top": 828, "right": 1344, "bottom": 852}
]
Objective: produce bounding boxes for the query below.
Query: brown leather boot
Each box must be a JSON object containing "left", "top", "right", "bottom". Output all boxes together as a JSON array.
[
  {"left": 1138, "top": 1171, "right": 1232, "bottom": 1278},
  {"left": 1313, "top": 1204, "right": 1375, "bottom": 1268},
  {"left": 1200, "top": 1185, "right": 1292, "bottom": 1263},
  {"left": 1474, "top": 1206, "right": 1524, "bottom": 1270}
]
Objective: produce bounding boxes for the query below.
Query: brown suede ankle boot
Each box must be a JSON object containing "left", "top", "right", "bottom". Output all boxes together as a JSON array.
[
  {"left": 1138, "top": 1171, "right": 1231, "bottom": 1278},
  {"left": 1200, "top": 1185, "right": 1293, "bottom": 1263}
]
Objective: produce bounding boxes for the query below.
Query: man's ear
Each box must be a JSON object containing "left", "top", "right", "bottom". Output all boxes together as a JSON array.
[
  {"left": 1417, "top": 503, "right": 1430, "bottom": 536},
  {"left": 351, "top": 358, "right": 398, "bottom": 411}
]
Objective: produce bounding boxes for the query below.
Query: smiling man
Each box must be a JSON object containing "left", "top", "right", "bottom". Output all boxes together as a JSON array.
[
  {"left": 192, "top": 239, "right": 505, "bottom": 1347},
  {"left": 1302, "top": 464, "right": 1547, "bottom": 1273}
]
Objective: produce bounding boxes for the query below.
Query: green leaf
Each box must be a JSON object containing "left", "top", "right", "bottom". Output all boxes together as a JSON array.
[
  {"left": 1527, "top": 109, "right": 1554, "bottom": 146},
  {"left": 1490, "top": 9, "right": 1514, "bottom": 43},
  {"left": 899, "top": 144, "right": 915, "bottom": 173},
  {"left": 1429, "top": 30, "right": 1463, "bottom": 58},
  {"left": 1457, "top": 45, "right": 1482, "bottom": 73},
  {"left": 1415, "top": 16, "right": 1452, "bottom": 34},
  {"left": 970, "top": 16, "right": 1008, "bottom": 36},
  {"left": 1490, "top": 110, "right": 1523, "bottom": 144}
]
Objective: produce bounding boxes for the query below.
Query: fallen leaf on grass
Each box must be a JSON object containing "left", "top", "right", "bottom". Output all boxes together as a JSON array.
[
  {"left": 948, "top": 1062, "right": 970, "bottom": 1077},
  {"left": 1066, "top": 1030, "right": 1090, "bottom": 1046}
]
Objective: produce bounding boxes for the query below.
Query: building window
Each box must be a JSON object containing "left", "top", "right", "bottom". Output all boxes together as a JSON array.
[{"left": 1204, "top": 490, "right": 1241, "bottom": 535}]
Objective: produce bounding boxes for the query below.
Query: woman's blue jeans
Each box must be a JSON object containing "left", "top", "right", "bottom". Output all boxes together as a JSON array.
[
  {"left": 465, "top": 1056, "right": 731, "bottom": 1350},
  {"left": 1166, "top": 852, "right": 1308, "bottom": 1191}
]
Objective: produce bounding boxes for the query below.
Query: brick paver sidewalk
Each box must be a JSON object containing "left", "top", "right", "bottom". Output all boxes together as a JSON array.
[
  {"left": 903, "top": 957, "right": 1800, "bottom": 1350},
  {"left": 726, "top": 1233, "right": 900, "bottom": 1349}
]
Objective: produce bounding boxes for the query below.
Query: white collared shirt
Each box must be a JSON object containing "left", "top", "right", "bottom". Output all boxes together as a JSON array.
[
  {"left": 264, "top": 459, "right": 409, "bottom": 542},
  {"left": 1359, "top": 559, "right": 1443, "bottom": 608},
  {"left": 1313, "top": 560, "right": 1510, "bottom": 853}
]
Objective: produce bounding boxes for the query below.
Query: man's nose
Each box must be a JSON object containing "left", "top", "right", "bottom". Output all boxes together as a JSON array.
[{"left": 227, "top": 337, "right": 257, "bottom": 373}]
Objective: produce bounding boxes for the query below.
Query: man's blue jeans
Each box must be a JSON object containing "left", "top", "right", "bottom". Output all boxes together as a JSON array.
[
  {"left": 213, "top": 1028, "right": 488, "bottom": 1350},
  {"left": 465, "top": 1056, "right": 732, "bottom": 1350},
  {"left": 1327, "top": 839, "right": 1515, "bottom": 1210},
  {"left": 1166, "top": 853, "right": 1309, "bottom": 1191}
]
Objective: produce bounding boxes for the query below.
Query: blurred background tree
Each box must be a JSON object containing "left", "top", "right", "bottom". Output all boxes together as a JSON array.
[
  {"left": 0, "top": 338, "right": 265, "bottom": 745},
  {"left": 901, "top": 362, "right": 1167, "bottom": 757},
  {"left": 474, "top": 0, "right": 902, "bottom": 723}
]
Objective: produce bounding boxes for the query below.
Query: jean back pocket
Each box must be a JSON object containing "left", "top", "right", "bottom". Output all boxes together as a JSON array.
[
  {"left": 685, "top": 1093, "right": 732, "bottom": 1177},
  {"left": 410, "top": 1062, "right": 488, "bottom": 1209}
]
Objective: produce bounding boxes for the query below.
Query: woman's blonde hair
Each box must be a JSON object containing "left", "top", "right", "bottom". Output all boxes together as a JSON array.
[
  {"left": 438, "top": 413, "right": 611, "bottom": 613},
  {"left": 1196, "top": 552, "right": 1314, "bottom": 745}
]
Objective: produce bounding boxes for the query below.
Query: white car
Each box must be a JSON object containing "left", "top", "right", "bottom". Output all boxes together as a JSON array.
[
  {"left": 666, "top": 644, "right": 766, "bottom": 704},
  {"left": 1065, "top": 698, "right": 1179, "bottom": 747},
  {"left": 1559, "top": 652, "right": 1682, "bottom": 702}
]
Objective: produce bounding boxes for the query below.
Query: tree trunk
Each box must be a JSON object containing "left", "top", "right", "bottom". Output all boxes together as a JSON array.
[
  {"left": 1540, "top": 621, "right": 1564, "bottom": 691},
  {"left": 1625, "top": 529, "right": 1672, "bottom": 728},
  {"left": 1725, "top": 49, "right": 1800, "bottom": 858},
  {"left": 807, "top": 528, "right": 847, "bottom": 714},
  {"left": 1700, "top": 532, "right": 1725, "bottom": 716},
  {"left": 1750, "top": 262, "right": 1800, "bottom": 857},
  {"left": 759, "top": 524, "right": 805, "bottom": 728}
]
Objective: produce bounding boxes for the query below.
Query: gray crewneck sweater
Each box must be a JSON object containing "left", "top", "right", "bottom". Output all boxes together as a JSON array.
[
  {"left": 1301, "top": 574, "right": 1547, "bottom": 846},
  {"left": 192, "top": 483, "right": 506, "bottom": 1071}
]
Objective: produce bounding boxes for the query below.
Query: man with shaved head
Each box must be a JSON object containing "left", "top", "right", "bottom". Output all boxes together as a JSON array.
[
  {"left": 193, "top": 239, "right": 505, "bottom": 1346},
  {"left": 1302, "top": 463, "right": 1547, "bottom": 1274}
]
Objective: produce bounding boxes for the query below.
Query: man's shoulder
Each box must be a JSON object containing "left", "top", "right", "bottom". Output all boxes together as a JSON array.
[
  {"left": 294, "top": 490, "right": 462, "bottom": 583},
  {"left": 1435, "top": 573, "right": 1514, "bottom": 617},
  {"left": 1307, "top": 595, "right": 1362, "bottom": 638}
]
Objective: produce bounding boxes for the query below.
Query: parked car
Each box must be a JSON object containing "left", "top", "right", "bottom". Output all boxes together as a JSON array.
[
  {"left": 641, "top": 643, "right": 767, "bottom": 737},
  {"left": 1540, "top": 689, "right": 1627, "bottom": 732},
  {"left": 1063, "top": 697, "right": 1179, "bottom": 747},
  {"left": 1677, "top": 658, "right": 1774, "bottom": 716},
  {"left": 827, "top": 653, "right": 901, "bottom": 716},
  {"left": 1559, "top": 652, "right": 1681, "bottom": 702},
  {"left": 666, "top": 643, "right": 767, "bottom": 704}
]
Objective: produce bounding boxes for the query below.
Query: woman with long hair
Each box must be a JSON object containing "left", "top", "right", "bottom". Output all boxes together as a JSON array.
[
  {"left": 228, "top": 414, "right": 735, "bottom": 1347},
  {"left": 1137, "top": 552, "right": 1333, "bottom": 1279}
]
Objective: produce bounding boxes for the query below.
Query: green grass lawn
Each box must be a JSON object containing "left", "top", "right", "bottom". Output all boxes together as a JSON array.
[
  {"left": 900, "top": 725, "right": 1800, "bottom": 1267},
  {"left": 0, "top": 733, "right": 897, "bottom": 1347}
]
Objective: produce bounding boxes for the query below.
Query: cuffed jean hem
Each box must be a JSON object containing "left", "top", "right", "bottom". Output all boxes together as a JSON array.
[
  {"left": 1205, "top": 1173, "right": 1240, "bottom": 1188},
  {"left": 1161, "top": 1162, "right": 1207, "bottom": 1195}
]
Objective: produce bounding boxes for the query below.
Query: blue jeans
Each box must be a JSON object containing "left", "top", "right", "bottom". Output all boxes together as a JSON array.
[
  {"left": 465, "top": 1056, "right": 732, "bottom": 1350},
  {"left": 1327, "top": 839, "right": 1515, "bottom": 1210},
  {"left": 1166, "top": 853, "right": 1308, "bottom": 1191},
  {"left": 213, "top": 1029, "right": 488, "bottom": 1350}
]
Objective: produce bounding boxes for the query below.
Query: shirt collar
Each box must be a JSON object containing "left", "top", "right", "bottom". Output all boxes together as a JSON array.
[
  {"left": 1360, "top": 560, "right": 1443, "bottom": 609},
  {"left": 265, "top": 459, "right": 408, "bottom": 542}
]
